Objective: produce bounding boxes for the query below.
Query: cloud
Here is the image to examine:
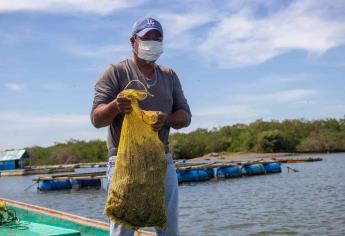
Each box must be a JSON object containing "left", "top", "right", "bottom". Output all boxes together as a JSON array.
[
  {"left": 198, "top": 1, "right": 345, "bottom": 67},
  {"left": 0, "top": 112, "right": 90, "bottom": 128},
  {"left": 0, "top": 128, "right": 106, "bottom": 150},
  {"left": 324, "top": 104, "right": 345, "bottom": 115},
  {"left": 185, "top": 104, "right": 270, "bottom": 131},
  {"left": 0, "top": 0, "right": 146, "bottom": 14},
  {"left": 5, "top": 83, "right": 24, "bottom": 92},
  {"left": 259, "top": 74, "right": 308, "bottom": 83},
  {"left": 193, "top": 105, "right": 267, "bottom": 118},
  {"left": 0, "top": 112, "right": 108, "bottom": 150},
  {"left": 157, "top": 12, "right": 215, "bottom": 49},
  {"left": 237, "top": 89, "right": 318, "bottom": 102},
  {"left": 68, "top": 44, "right": 130, "bottom": 57}
]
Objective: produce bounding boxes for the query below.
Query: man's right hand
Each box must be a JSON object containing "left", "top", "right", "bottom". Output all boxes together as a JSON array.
[{"left": 115, "top": 93, "right": 132, "bottom": 113}]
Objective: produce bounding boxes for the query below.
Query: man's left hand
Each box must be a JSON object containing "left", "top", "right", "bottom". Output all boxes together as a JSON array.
[{"left": 152, "top": 112, "right": 169, "bottom": 132}]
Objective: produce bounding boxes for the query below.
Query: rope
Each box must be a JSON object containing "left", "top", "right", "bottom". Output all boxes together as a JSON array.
[
  {"left": 0, "top": 201, "right": 30, "bottom": 230},
  {"left": 123, "top": 79, "right": 154, "bottom": 97}
]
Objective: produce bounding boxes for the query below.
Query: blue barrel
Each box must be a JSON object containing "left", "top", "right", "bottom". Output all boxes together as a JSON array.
[
  {"left": 38, "top": 179, "right": 72, "bottom": 191},
  {"left": 179, "top": 169, "right": 212, "bottom": 182},
  {"left": 205, "top": 168, "right": 215, "bottom": 177},
  {"left": 71, "top": 179, "right": 102, "bottom": 187},
  {"left": 241, "top": 163, "right": 266, "bottom": 176},
  {"left": 262, "top": 162, "right": 282, "bottom": 173},
  {"left": 217, "top": 165, "right": 242, "bottom": 178}
]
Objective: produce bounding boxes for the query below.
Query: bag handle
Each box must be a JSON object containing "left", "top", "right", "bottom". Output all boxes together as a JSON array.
[
  {"left": 123, "top": 80, "right": 159, "bottom": 126},
  {"left": 123, "top": 79, "right": 154, "bottom": 97}
]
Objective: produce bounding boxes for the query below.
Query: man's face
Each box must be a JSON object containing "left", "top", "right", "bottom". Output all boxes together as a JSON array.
[
  {"left": 139, "top": 29, "right": 162, "bottom": 41},
  {"left": 132, "top": 29, "right": 162, "bottom": 51}
]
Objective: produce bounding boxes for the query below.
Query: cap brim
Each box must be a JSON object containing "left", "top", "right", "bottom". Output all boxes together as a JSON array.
[{"left": 136, "top": 27, "right": 162, "bottom": 37}]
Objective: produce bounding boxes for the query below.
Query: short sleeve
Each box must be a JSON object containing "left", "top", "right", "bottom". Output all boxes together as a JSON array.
[
  {"left": 90, "top": 65, "right": 120, "bottom": 125},
  {"left": 171, "top": 70, "right": 192, "bottom": 123}
]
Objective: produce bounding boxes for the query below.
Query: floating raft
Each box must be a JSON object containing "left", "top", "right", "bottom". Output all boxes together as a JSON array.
[
  {"left": 0, "top": 162, "right": 108, "bottom": 177},
  {"left": 276, "top": 157, "right": 323, "bottom": 163},
  {"left": 241, "top": 163, "right": 266, "bottom": 176},
  {"left": 176, "top": 160, "right": 283, "bottom": 183},
  {"left": 217, "top": 165, "right": 242, "bottom": 178},
  {"left": 178, "top": 169, "right": 212, "bottom": 182},
  {"left": 0, "top": 166, "right": 75, "bottom": 176},
  {"left": 31, "top": 157, "right": 321, "bottom": 189},
  {"left": 262, "top": 162, "right": 282, "bottom": 173},
  {"left": 33, "top": 171, "right": 106, "bottom": 191}
]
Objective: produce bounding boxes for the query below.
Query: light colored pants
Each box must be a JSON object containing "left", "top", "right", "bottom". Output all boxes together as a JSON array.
[{"left": 107, "top": 153, "right": 179, "bottom": 236}]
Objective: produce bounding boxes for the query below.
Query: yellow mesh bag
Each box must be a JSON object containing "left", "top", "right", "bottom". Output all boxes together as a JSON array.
[
  {"left": 104, "top": 88, "right": 167, "bottom": 230},
  {"left": 0, "top": 201, "right": 6, "bottom": 211}
]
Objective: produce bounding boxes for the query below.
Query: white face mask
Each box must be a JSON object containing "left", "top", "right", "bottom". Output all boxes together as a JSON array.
[{"left": 136, "top": 39, "right": 163, "bottom": 62}]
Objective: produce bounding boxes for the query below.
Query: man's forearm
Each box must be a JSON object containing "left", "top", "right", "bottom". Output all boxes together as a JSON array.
[
  {"left": 165, "top": 109, "right": 191, "bottom": 129},
  {"left": 92, "top": 100, "right": 119, "bottom": 128}
]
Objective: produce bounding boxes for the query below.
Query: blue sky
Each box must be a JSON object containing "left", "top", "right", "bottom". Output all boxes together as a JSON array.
[{"left": 1, "top": 0, "right": 345, "bottom": 150}]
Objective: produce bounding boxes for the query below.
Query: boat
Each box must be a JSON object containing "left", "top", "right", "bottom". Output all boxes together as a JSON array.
[
  {"left": 216, "top": 165, "right": 242, "bottom": 178},
  {"left": 0, "top": 197, "right": 155, "bottom": 236}
]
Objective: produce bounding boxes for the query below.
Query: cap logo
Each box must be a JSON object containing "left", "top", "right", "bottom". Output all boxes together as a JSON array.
[{"left": 146, "top": 19, "right": 155, "bottom": 27}]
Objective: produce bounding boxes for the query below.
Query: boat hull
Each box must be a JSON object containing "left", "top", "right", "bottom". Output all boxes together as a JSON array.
[{"left": 0, "top": 198, "right": 155, "bottom": 236}]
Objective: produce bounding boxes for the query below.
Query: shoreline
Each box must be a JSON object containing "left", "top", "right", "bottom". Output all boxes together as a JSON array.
[
  {"left": 6, "top": 152, "right": 343, "bottom": 169},
  {"left": 190, "top": 152, "right": 318, "bottom": 162},
  {"left": 188, "top": 151, "right": 345, "bottom": 163}
]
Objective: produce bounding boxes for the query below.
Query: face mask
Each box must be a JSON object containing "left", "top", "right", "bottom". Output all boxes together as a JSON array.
[{"left": 136, "top": 39, "right": 163, "bottom": 62}]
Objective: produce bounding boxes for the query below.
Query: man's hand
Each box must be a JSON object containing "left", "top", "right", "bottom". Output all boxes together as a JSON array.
[
  {"left": 152, "top": 112, "right": 169, "bottom": 132},
  {"left": 115, "top": 93, "right": 132, "bottom": 113}
]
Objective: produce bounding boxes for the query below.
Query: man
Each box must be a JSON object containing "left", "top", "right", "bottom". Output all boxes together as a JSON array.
[{"left": 91, "top": 17, "right": 191, "bottom": 236}]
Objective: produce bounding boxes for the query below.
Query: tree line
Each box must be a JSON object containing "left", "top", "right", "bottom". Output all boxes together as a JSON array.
[
  {"left": 26, "top": 139, "right": 108, "bottom": 166},
  {"left": 170, "top": 118, "right": 345, "bottom": 159},
  {"left": 25, "top": 118, "right": 345, "bottom": 165}
]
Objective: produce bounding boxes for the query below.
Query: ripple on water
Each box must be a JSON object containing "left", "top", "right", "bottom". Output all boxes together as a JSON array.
[{"left": 1, "top": 154, "right": 345, "bottom": 235}]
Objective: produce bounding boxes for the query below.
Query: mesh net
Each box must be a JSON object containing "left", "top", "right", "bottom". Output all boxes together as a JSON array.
[
  {"left": 104, "top": 89, "right": 167, "bottom": 230},
  {"left": 0, "top": 201, "right": 29, "bottom": 230}
]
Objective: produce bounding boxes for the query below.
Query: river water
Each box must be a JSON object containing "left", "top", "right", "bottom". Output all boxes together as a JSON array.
[{"left": 1, "top": 153, "right": 345, "bottom": 235}]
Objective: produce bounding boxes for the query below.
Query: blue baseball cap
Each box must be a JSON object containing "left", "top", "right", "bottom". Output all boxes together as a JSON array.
[{"left": 132, "top": 17, "right": 163, "bottom": 37}]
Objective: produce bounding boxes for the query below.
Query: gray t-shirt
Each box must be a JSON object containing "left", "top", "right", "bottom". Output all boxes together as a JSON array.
[{"left": 91, "top": 58, "right": 191, "bottom": 154}]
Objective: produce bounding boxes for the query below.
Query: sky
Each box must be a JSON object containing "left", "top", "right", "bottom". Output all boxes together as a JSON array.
[{"left": 0, "top": 0, "right": 345, "bottom": 150}]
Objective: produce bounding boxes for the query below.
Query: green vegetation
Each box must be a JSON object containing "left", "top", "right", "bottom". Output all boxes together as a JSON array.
[
  {"left": 25, "top": 118, "right": 345, "bottom": 165},
  {"left": 26, "top": 139, "right": 108, "bottom": 166},
  {"left": 170, "top": 118, "right": 345, "bottom": 159}
]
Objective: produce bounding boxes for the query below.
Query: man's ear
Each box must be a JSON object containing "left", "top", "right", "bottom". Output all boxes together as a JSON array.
[{"left": 130, "top": 36, "right": 135, "bottom": 47}]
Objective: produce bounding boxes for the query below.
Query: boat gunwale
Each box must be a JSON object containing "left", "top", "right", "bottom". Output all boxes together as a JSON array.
[
  {"left": 0, "top": 197, "right": 156, "bottom": 235},
  {"left": 0, "top": 197, "right": 109, "bottom": 230}
]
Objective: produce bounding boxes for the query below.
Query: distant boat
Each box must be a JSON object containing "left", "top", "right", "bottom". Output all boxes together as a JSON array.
[{"left": 0, "top": 197, "right": 155, "bottom": 236}]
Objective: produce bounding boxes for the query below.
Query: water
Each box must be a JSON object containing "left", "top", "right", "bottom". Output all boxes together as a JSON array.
[{"left": 1, "top": 153, "right": 345, "bottom": 235}]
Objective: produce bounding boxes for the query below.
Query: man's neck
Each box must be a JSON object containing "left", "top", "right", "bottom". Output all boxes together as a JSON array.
[{"left": 133, "top": 55, "right": 155, "bottom": 79}]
